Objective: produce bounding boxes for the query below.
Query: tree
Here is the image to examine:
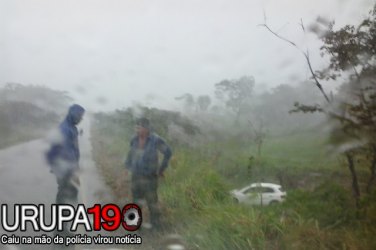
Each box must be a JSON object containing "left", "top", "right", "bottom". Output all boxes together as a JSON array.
[
  {"left": 248, "top": 119, "right": 266, "bottom": 157},
  {"left": 196, "top": 95, "right": 211, "bottom": 112},
  {"left": 175, "top": 93, "right": 195, "bottom": 112},
  {"left": 215, "top": 76, "right": 254, "bottom": 122},
  {"left": 1, "top": 82, "right": 73, "bottom": 114},
  {"left": 320, "top": 5, "right": 376, "bottom": 197},
  {"left": 249, "top": 82, "right": 325, "bottom": 135},
  {"left": 0, "top": 83, "right": 75, "bottom": 148},
  {"left": 261, "top": 3, "right": 376, "bottom": 206}
]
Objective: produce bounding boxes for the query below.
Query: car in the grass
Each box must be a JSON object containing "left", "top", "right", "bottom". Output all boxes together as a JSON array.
[{"left": 230, "top": 182, "right": 287, "bottom": 206}]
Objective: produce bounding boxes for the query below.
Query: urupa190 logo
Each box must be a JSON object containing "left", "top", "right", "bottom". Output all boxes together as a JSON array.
[{"left": 0, "top": 204, "right": 142, "bottom": 232}]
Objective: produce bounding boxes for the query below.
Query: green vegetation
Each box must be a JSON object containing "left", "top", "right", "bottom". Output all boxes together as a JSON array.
[
  {"left": 91, "top": 106, "right": 376, "bottom": 249},
  {"left": 0, "top": 83, "right": 71, "bottom": 148},
  {"left": 89, "top": 5, "right": 376, "bottom": 249}
]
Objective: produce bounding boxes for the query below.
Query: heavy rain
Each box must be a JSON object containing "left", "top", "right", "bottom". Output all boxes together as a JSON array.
[{"left": 1, "top": 0, "right": 376, "bottom": 249}]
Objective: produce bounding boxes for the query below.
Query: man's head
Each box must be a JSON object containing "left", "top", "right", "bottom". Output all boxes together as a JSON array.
[
  {"left": 135, "top": 117, "right": 150, "bottom": 137},
  {"left": 67, "top": 104, "right": 85, "bottom": 125}
]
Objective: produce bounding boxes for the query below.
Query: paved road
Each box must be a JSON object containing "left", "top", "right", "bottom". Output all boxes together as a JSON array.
[
  {"left": 0, "top": 117, "right": 183, "bottom": 250},
  {"left": 0, "top": 116, "right": 114, "bottom": 249}
]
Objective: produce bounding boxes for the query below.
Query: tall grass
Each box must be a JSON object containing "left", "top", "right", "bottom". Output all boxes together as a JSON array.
[{"left": 91, "top": 119, "right": 376, "bottom": 249}]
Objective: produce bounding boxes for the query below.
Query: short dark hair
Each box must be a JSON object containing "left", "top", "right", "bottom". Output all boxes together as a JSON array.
[{"left": 136, "top": 117, "right": 150, "bottom": 129}]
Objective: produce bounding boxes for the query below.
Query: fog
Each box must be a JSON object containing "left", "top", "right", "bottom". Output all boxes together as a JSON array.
[
  {"left": 1, "top": 1, "right": 376, "bottom": 248},
  {"left": 1, "top": 0, "right": 373, "bottom": 111}
]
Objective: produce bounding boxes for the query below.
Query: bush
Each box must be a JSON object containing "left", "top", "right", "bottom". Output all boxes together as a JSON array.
[{"left": 283, "top": 182, "right": 355, "bottom": 227}]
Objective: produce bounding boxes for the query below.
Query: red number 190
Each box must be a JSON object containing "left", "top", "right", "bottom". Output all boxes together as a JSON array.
[{"left": 87, "top": 204, "right": 142, "bottom": 231}]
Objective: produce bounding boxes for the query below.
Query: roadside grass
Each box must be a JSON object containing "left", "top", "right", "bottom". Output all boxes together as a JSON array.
[
  {"left": 91, "top": 121, "right": 376, "bottom": 249},
  {"left": 204, "top": 131, "right": 340, "bottom": 191},
  {"left": 0, "top": 127, "right": 47, "bottom": 149},
  {"left": 90, "top": 124, "right": 132, "bottom": 201}
]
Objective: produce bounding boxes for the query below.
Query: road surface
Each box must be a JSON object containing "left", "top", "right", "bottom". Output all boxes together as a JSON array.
[
  {"left": 0, "top": 116, "right": 183, "bottom": 250},
  {"left": 0, "top": 116, "right": 114, "bottom": 249}
]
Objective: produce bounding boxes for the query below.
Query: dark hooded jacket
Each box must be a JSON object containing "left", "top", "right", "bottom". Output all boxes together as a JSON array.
[{"left": 46, "top": 104, "right": 85, "bottom": 168}]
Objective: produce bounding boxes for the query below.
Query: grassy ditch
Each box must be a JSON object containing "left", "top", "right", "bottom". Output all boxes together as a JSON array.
[{"left": 90, "top": 114, "right": 376, "bottom": 249}]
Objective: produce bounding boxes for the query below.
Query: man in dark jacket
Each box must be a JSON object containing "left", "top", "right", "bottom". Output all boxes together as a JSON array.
[
  {"left": 46, "top": 104, "right": 85, "bottom": 205},
  {"left": 125, "top": 117, "right": 172, "bottom": 229}
]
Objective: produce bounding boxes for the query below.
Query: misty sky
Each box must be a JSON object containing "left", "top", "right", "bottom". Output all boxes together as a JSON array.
[{"left": 1, "top": 0, "right": 374, "bottom": 111}]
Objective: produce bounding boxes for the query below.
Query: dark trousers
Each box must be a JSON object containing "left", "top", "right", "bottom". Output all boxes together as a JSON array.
[
  {"left": 131, "top": 174, "right": 161, "bottom": 226},
  {"left": 56, "top": 172, "right": 79, "bottom": 204},
  {"left": 54, "top": 171, "right": 79, "bottom": 239}
]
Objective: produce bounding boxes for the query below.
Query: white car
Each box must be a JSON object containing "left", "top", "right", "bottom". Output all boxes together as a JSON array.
[{"left": 230, "top": 183, "right": 286, "bottom": 206}]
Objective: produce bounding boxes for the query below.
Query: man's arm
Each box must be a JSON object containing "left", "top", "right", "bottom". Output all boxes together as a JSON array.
[
  {"left": 157, "top": 137, "right": 172, "bottom": 175},
  {"left": 124, "top": 138, "right": 135, "bottom": 170},
  {"left": 125, "top": 149, "right": 133, "bottom": 170},
  {"left": 45, "top": 143, "right": 62, "bottom": 166}
]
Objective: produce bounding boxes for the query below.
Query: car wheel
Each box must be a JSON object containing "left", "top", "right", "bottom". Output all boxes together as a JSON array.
[{"left": 269, "top": 200, "right": 279, "bottom": 205}]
